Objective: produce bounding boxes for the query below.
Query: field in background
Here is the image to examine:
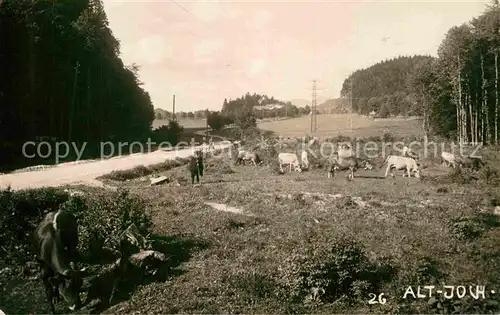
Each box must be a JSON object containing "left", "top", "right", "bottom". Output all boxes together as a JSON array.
[
  {"left": 258, "top": 114, "right": 423, "bottom": 138},
  {"left": 153, "top": 118, "right": 207, "bottom": 129}
]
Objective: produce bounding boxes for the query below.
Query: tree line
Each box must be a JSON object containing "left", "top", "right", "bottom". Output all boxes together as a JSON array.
[
  {"left": 342, "top": 1, "right": 500, "bottom": 143},
  {"left": 153, "top": 93, "right": 310, "bottom": 123},
  {"left": 410, "top": 1, "right": 500, "bottom": 144},
  {"left": 0, "top": 0, "right": 155, "bottom": 169},
  {"left": 340, "top": 55, "right": 435, "bottom": 117}
]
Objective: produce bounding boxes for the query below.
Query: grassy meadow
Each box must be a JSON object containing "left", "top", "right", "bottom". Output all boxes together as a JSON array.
[{"left": 257, "top": 114, "right": 424, "bottom": 139}]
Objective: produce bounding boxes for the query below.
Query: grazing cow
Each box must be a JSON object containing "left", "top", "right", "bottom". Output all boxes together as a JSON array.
[
  {"left": 458, "top": 156, "right": 486, "bottom": 171},
  {"left": 327, "top": 156, "right": 373, "bottom": 180},
  {"left": 34, "top": 210, "right": 87, "bottom": 314},
  {"left": 382, "top": 155, "right": 420, "bottom": 178},
  {"left": 188, "top": 153, "right": 203, "bottom": 184},
  {"left": 278, "top": 152, "right": 302, "bottom": 173},
  {"left": 337, "top": 144, "right": 354, "bottom": 159},
  {"left": 236, "top": 150, "right": 262, "bottom": 166},
  {"left": 301, "top": 150, "right": 309, "bottom": 170},
  {"left": 441, "top": 151, "right": 459, "bottom": 168}
]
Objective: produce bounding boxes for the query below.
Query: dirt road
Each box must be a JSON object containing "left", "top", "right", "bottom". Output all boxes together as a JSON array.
[{"left": 0, "top": 142, "right": 232, "bottom": 191}]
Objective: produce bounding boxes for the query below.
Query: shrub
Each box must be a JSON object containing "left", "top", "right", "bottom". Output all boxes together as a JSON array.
[
  {"left": 0, "top": 187, "right": 152, "bottom": 266},
  {"left": 450, "top": 213, "right": 500, "bottom": 241},
  {"left": 151, "top": 120, "right": 184, "bottom": 144},
  {"left": 447, "top": 167, "right": 477, "bottom": 184},
  {"left": 276, "top": 236, "right": 396, "bottom": 305},
  {"left": 0, "top": 187, "right": 70, "bottom": 265},
  {"left": 479, "top": 166, "right": 500, "bottom": 186},
  {"left": 61, "top": 189, "right": 153, "bottom": 260}
]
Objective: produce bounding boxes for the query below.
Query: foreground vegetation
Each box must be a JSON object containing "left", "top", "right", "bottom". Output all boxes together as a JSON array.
[{"left": 2, "top": 130, "right": 500, "bottom": 314}]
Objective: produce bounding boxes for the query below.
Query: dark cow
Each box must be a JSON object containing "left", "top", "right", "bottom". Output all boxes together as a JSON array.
[
  {"left": 34, "top": 210, "right": 87, "bottom": 314},
  {"left": 188, "top": 152, "right": 204, "bottom": 184},
  {"left": 458, "top": 156, "right": 486, "bottom": 171},
  {"left": 327, "top": 156, "right": 373, "bottom": 180}
]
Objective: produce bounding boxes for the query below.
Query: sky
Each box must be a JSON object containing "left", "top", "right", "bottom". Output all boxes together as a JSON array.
[{"left": 102, "top": 0, "right": 491, "bottom": 112}]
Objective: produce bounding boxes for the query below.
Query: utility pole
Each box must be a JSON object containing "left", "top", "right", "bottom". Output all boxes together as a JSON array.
[
  {"left": 311, "top": 80, "right": 317, "bottom": 133},
  {"left": 172, "top": 94, "right": 176, "bottom": 122},
  {"left": 349, "top": 79, "right": 353, "bottom": 131}
]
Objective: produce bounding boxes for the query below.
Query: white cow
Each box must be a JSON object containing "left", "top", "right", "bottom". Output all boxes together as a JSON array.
[
  {"left": 278, "top": 152, "right": 302, "bottom": 173},
  {"left": 337, "top": 144, "right": 354, "bottom": 159},
  {"left": 382, "top": 155, "right": 420, "bottom": 178},
  {"left": 441, "top": 151, "right": 459, "bottom": 168},
  {"left": 301, "top": 150, "right": 309, "bottom": 169}
]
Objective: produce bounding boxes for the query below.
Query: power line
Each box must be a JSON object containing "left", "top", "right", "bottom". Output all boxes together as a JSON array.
[{"left": 170, "top": 0, "right": 199, "bottom": 20}]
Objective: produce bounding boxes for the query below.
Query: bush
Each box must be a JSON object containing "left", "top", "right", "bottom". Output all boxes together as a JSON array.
[
  {"left": 61, "top": 189, "right": 153, "bottom": 260},
  {"left": 0, "top": 187, "right": 152, "bottom": 266},
  {"left": 479, "top": 166, "right": 500, "bottom": 186},
  {"left": 450, "top": 213, "right": 500, "bottom": 241},
  {"left": 0, "top": 187, "right": 70, "bottom": 265},
  {"left": 151, "top": 120, "right": 184, "bottom": 145},
  {"left": 207, "top": 112, "right": 233, "bottom": 131},
  {"left": 276, "top": 236, "right": 395, "bottom": 305}
]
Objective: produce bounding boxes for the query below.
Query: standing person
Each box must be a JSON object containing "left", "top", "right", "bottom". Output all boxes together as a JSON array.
[
  {"left": 197, "top": 150, "right": 204, "bottom": 178},
  {"left": 208, "top": 137, "right": 215, "bottom": 152}
]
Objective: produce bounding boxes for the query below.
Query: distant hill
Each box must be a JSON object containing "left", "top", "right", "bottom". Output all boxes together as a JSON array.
[
  {"left": 316, "top": 98, "right": 350, "bottom": 114},
  {"left": 339, "top": 55, "right": 435, "bottom": 117},
  {"left": 289, "top": 99, "right": 310, "bottom": 107}
]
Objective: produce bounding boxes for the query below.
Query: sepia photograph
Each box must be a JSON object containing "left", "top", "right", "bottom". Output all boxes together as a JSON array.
[{"left": 0, "top": 0, "right": 500, "bottom": 313}]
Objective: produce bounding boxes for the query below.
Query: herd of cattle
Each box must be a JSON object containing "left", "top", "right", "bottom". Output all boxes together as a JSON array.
[
  {"left": 187, "top": 140, "right": 488, "bottom": 182},
  {"left": 31, "top": 140, "right": 490, "bottom": 314}
]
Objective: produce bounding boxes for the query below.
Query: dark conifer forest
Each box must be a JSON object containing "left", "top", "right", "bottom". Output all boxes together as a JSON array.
[{"left": 0, "top": 0, "right": 154, "bottom": 169}]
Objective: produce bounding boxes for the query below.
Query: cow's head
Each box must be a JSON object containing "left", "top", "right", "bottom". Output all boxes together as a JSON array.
[
  {"left": 294, "top": 163, "right": 303, "bottom": 172},
  {"left": 57, "top": 266, "right": 88, "bottom": 311},
  {"left": 413, "top": 168, "right": 421, "bottom": 178}
]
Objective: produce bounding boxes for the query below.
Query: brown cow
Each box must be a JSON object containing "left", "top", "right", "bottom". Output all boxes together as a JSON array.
[{"left": 34, "top": 210, "right": 88, "bottom": 314}]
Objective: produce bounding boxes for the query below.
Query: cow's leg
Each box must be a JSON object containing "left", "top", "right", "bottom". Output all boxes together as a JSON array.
[
  {"left": 407, "top": 166, "right": 412, "bottom": 178},
  {"left": 191, "top": 172, "right": 195, "bottom": 185},
  {"left": 42, "top": 274, "right": 57, "bottom": 314},
  {"left": 347, "top": 167, "right": 354, "bottom": 180},
  {"left": 49, "top": 278, "right": 61, "bottom": 303},
  {"left": 384, "top": 165, "right": 391, "bottom": 178}
]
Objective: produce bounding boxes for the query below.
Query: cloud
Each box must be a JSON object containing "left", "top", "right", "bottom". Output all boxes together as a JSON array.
[
  {"left": 246, "top": 58, "right": 268, "bottom": 78},
  {"left": 246, "top": 10, "right": 272, "bottom": 29},
  {"left": 194, "top": 39, "right": 224, "bottom": 58},
  {"left": 102, "top": 0, "right": 125, "bottom": 9},
  {"left": 226, "top": 8, "right": 242, "bottom": 19},
  {"left": 191, "top": 1, "right": 222, "bottom": 22},
  {"left": 125, "top": 35, "right": 172, "bottom": 65}
]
